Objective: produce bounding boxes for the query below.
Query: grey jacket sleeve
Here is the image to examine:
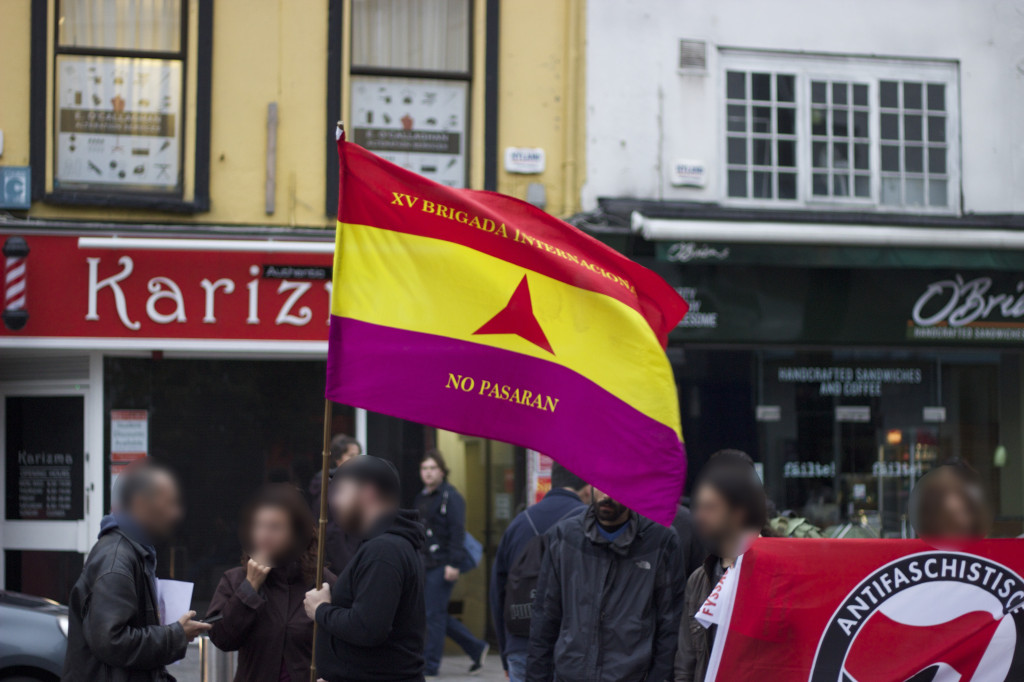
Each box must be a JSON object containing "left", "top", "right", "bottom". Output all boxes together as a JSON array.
[
  {"left": 650, "top": 534, "right": 685, "bottom": 682},
  {"left": 83, "top": 571, "right": 187, "bottom": 669},
  {"left": 526, "top": 534, "right": 560, "bottom": 682}
]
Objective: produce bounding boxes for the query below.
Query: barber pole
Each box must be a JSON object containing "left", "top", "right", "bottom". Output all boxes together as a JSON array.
[{"left": 3, "top": 236, "right": 29, "bottom": 331}]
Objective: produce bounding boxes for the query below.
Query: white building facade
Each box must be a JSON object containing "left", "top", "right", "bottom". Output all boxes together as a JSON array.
[{"left": 578, "top": 0, "right": 1024, "bottom": 537}]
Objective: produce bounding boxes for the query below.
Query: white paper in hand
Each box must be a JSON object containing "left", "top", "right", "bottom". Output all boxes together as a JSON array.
[{"left": 157, "top": 579, "right": 194, "bottom": 626}]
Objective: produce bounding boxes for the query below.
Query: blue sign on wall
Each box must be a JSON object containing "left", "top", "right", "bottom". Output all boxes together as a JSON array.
[{"left": 0, "top": 167, "right": 31, "bottom": 209}]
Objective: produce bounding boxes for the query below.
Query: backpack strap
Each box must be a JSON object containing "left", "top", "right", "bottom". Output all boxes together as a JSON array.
[
  {"left": 523, "top": 509, "right": 540, "bottom": 537},
  {"left": 440, "top": 487, "right": 449, "bottom": 516},
  {"left": 557, "top": 505, "right": 581, "bottom": 522}
]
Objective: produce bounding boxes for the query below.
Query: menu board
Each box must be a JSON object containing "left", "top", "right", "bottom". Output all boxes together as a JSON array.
[
  {"left": 54, "top": 55, "right": 183, "bottom": 193},
  {"left": 350, "top": 76, "right": 467, "bottom": 188},
  {"left": 5, "top": 396, "right": 84, "bottom": 521}
]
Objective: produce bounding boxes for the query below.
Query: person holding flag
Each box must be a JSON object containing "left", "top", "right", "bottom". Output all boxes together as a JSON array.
[{"left": 674, "top": 450, "right": 770, "bottom": 682}]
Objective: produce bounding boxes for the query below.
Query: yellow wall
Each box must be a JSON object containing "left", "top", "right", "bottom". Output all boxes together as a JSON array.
[
  {"left": 497, "top": 0, "right": 586, "bottom": 217},
  {"left": 1, "top": 0, "right": 585, "bottom": 227},
  {"left": 436, "top": 429, "right": 489, "bottom": 646},
  {"left": 0, "top": 1, "right": 32, "bottom": 168}
]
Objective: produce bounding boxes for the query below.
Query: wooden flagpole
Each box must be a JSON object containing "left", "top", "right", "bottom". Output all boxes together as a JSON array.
[
  {"left": 311, "top": 122, "right": 344, "bottom": 682},
  {"left": 310, "top": 397, "right": 333, "bottom": 682}
]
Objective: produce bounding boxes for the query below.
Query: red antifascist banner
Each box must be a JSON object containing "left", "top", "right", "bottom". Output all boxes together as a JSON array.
[{"left": 704, "top": 538, "right": 1024, "bottom": 681}]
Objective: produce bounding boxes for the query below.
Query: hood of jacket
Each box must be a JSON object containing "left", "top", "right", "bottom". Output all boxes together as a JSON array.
[{"left": 379, "top": 508, "right": 426, "bottom": 552}]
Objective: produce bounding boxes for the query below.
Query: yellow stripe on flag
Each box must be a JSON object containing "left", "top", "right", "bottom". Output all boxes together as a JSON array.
[{"left": 332, "top": 222, "right": 682, "bottom": 436}]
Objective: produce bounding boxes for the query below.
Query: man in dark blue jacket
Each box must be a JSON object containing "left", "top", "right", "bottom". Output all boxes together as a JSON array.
[
  {"left": 490, "top": 463, "right": 591, "bottom": 682},
  {"left": 414, "top": 449, "right": 487, "bottom": 676}
]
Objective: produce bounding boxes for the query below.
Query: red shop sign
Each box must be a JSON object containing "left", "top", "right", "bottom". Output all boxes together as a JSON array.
[{"left": 0, "top": 233, "right": 336, "bottom": 347}]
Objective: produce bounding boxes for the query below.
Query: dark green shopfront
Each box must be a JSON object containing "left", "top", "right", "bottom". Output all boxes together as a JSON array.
[{"left": 598, "top": 228, "right": 1024, "bottom": 538}]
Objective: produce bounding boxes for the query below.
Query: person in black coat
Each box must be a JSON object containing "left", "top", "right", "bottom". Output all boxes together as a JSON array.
[
  {"left": 308, "top": 433, "right": 363, "bottom": 574},
  {"left": 207, "top": 484, "right": 336, "bottom": 682},
  {"left": 415, "top": 449, "right": 489, "bottom": 676},
  {"left": 304, "top": 455, "right": 426, "bottom": 682},
  {"left": 527, "top": 489, "right": 685, "bottom": 682},
  {"left": 62, "top": 461, "right": 211, "bottom": 682}
]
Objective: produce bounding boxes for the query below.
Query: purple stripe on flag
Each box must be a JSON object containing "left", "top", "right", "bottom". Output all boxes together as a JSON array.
[{"left": 326, "top": 315, "right": 686, "bottom": 525}]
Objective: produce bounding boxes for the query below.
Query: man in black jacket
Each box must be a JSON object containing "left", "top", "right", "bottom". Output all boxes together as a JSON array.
[
  {"left": 304, "top": 455, "right": 426, "bottom": 682},
  {"left": 527, "top": 488, "right": 685, "bottom": 682},
  {"left": 63, "top": 461, "right": 211, "bottom": 682}
]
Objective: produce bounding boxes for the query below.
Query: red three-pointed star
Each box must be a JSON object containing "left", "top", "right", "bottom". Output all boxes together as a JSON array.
[{"left": 473, "top": 275, "right": 554, "bottom": 354}]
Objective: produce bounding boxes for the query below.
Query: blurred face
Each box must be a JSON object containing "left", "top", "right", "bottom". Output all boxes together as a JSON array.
[
  {"left": 132, "top": 471, "right": 183, "bottom": 542},
  {"left": 340, "top": 443, "right": 361, "bottom": 464},
  {"left": 592, "top": 488, "right": 629, "bottom": 526},
  {"left": 334, "top": 442, "right": 361, "bottom": 467},
  {"left": 420, "top": 458, "right": 444, "bottom": 488},
  {"left": 917, "top": 469, "right": 988, "bottom": 538},
  {"left": 694, "top": 483, "right": 744, "bottom": 557},
  {"left": 331, "top": 478, "right": 366, "bottom": 534},
  {"left": 249, "top": 505, "right": 294, "bottom": 564}
]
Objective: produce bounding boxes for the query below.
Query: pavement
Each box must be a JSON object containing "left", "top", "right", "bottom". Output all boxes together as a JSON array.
[{"left": 175, "top": 639, "right": 506, "bottom": 681}]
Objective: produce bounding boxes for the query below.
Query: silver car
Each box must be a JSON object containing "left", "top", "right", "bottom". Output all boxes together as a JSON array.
[{"left": 0, "top": 591, "right": 67, "bottom": 681}]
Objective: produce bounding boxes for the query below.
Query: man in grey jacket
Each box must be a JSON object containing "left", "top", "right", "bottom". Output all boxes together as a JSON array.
[
  {"left": 63, "top": 461, "right": 211, "bottom": 682},
  {"left": 527, "top": 488, "right": 685, "bottom": 681}
]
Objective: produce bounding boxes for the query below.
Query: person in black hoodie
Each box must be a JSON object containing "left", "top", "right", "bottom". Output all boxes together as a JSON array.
[{"left": 304, "top": 455, "right": 426, "bottom": 682}]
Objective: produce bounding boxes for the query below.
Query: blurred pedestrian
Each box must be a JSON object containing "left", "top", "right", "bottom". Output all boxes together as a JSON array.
[
  {"left": 415, "top": 449, "right": 489, "bottom": 677},
  {"left": 490, "top": 463, "right": 591, "bottom": 682},
  {"left": 527, "top": 488, "right": 684, "bottom": 681},
  {"left": 207, "top": 484, "right": 336, "bottom": 682},
  {"left": 675, "top": 450, "right": 771, "bottom": 682},
  {"left": 309, "top": 433, "right": 363, "bottom": 574},
  {"left": 911, "top": 459, "right": 991, "bottom": 538},
  {"left": 62, "top": 460, "right": 211, "bottom": 682},
  {"left": 304, "top": 455, "right": 426, "bottom": 682}
]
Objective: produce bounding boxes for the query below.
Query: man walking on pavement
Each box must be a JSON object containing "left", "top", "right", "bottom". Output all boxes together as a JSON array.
[
  {"left": 63, "top": 460, "right": 212, "bottom": 682},
  {"left": 527, "top": 487, "right": 685, "bottom": 682},
  {"left": 490, "top": 463, "right": 591, "bottom": 682},
  {"left": 675, "top": 450, "right": 771, "bottom": 682},
  {"left": 415, "top": 449, "right": 489, "bottom": 677},
  {"left": 304, "top": 455, "right": 427, "bottom": 682}
]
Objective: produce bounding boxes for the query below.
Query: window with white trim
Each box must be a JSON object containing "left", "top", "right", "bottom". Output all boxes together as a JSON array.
[{"left": 720, "top": 51, "right": 959, "bottom": 213}]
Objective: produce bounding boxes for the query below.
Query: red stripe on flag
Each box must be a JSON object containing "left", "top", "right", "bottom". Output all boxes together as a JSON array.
[{"left": 337, "top": 142, "right": 687, "bottom": 346}]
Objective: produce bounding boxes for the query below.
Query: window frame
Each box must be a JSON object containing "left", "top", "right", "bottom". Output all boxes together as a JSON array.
[
  {"left": 347, "top": 0, "right": 475, "bottom": 189},
  {"left": 718, "top": 49, "right": 960, "bottom": 215},
  {"left": 31, "top": 0, "right": 214, "bottom": 213}
]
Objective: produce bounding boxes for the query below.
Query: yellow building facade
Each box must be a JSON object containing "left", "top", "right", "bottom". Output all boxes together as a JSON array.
[
  {"left": 0, "top": 0, "right": 586, "bottom": 224},
  {"left": 0, "top": 0, "right": 586, "bottom": 649}
]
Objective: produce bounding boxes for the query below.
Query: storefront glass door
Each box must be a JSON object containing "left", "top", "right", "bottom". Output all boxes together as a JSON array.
[{"left": 1, "top": 388, "right": 92, "bottom": 601}]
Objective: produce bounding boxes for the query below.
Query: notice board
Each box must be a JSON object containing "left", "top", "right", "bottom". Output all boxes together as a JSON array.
[{"left": 5, "top": 396, "right": 85, "bottom": 520}]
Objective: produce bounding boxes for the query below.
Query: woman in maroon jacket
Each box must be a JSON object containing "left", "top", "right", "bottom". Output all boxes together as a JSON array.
[{"left": 208, "top": 484, "right": 337, "bottom": 682}]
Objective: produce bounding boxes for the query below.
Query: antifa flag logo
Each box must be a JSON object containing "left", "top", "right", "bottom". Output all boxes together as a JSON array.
[{"left": 810, "top": 553, "right": 1024, "bottom": 681}]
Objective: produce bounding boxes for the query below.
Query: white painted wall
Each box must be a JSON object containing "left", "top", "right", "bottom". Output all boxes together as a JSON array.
[{"left": 582, "top": 0, "right": 1024, "bottom": 214}]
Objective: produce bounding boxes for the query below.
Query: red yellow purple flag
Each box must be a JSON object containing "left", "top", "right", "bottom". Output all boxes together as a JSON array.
[{"left": 326, "top": 134, "right": 689, "bottom": 524}]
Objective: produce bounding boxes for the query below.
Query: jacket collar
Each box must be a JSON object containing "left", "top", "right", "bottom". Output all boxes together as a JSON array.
[
  {"left": 543, "top": 488, "right": 582, "bottom": 503},
  {"left": 583, "top": 506, "right": 639, "bottom": 556}
]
